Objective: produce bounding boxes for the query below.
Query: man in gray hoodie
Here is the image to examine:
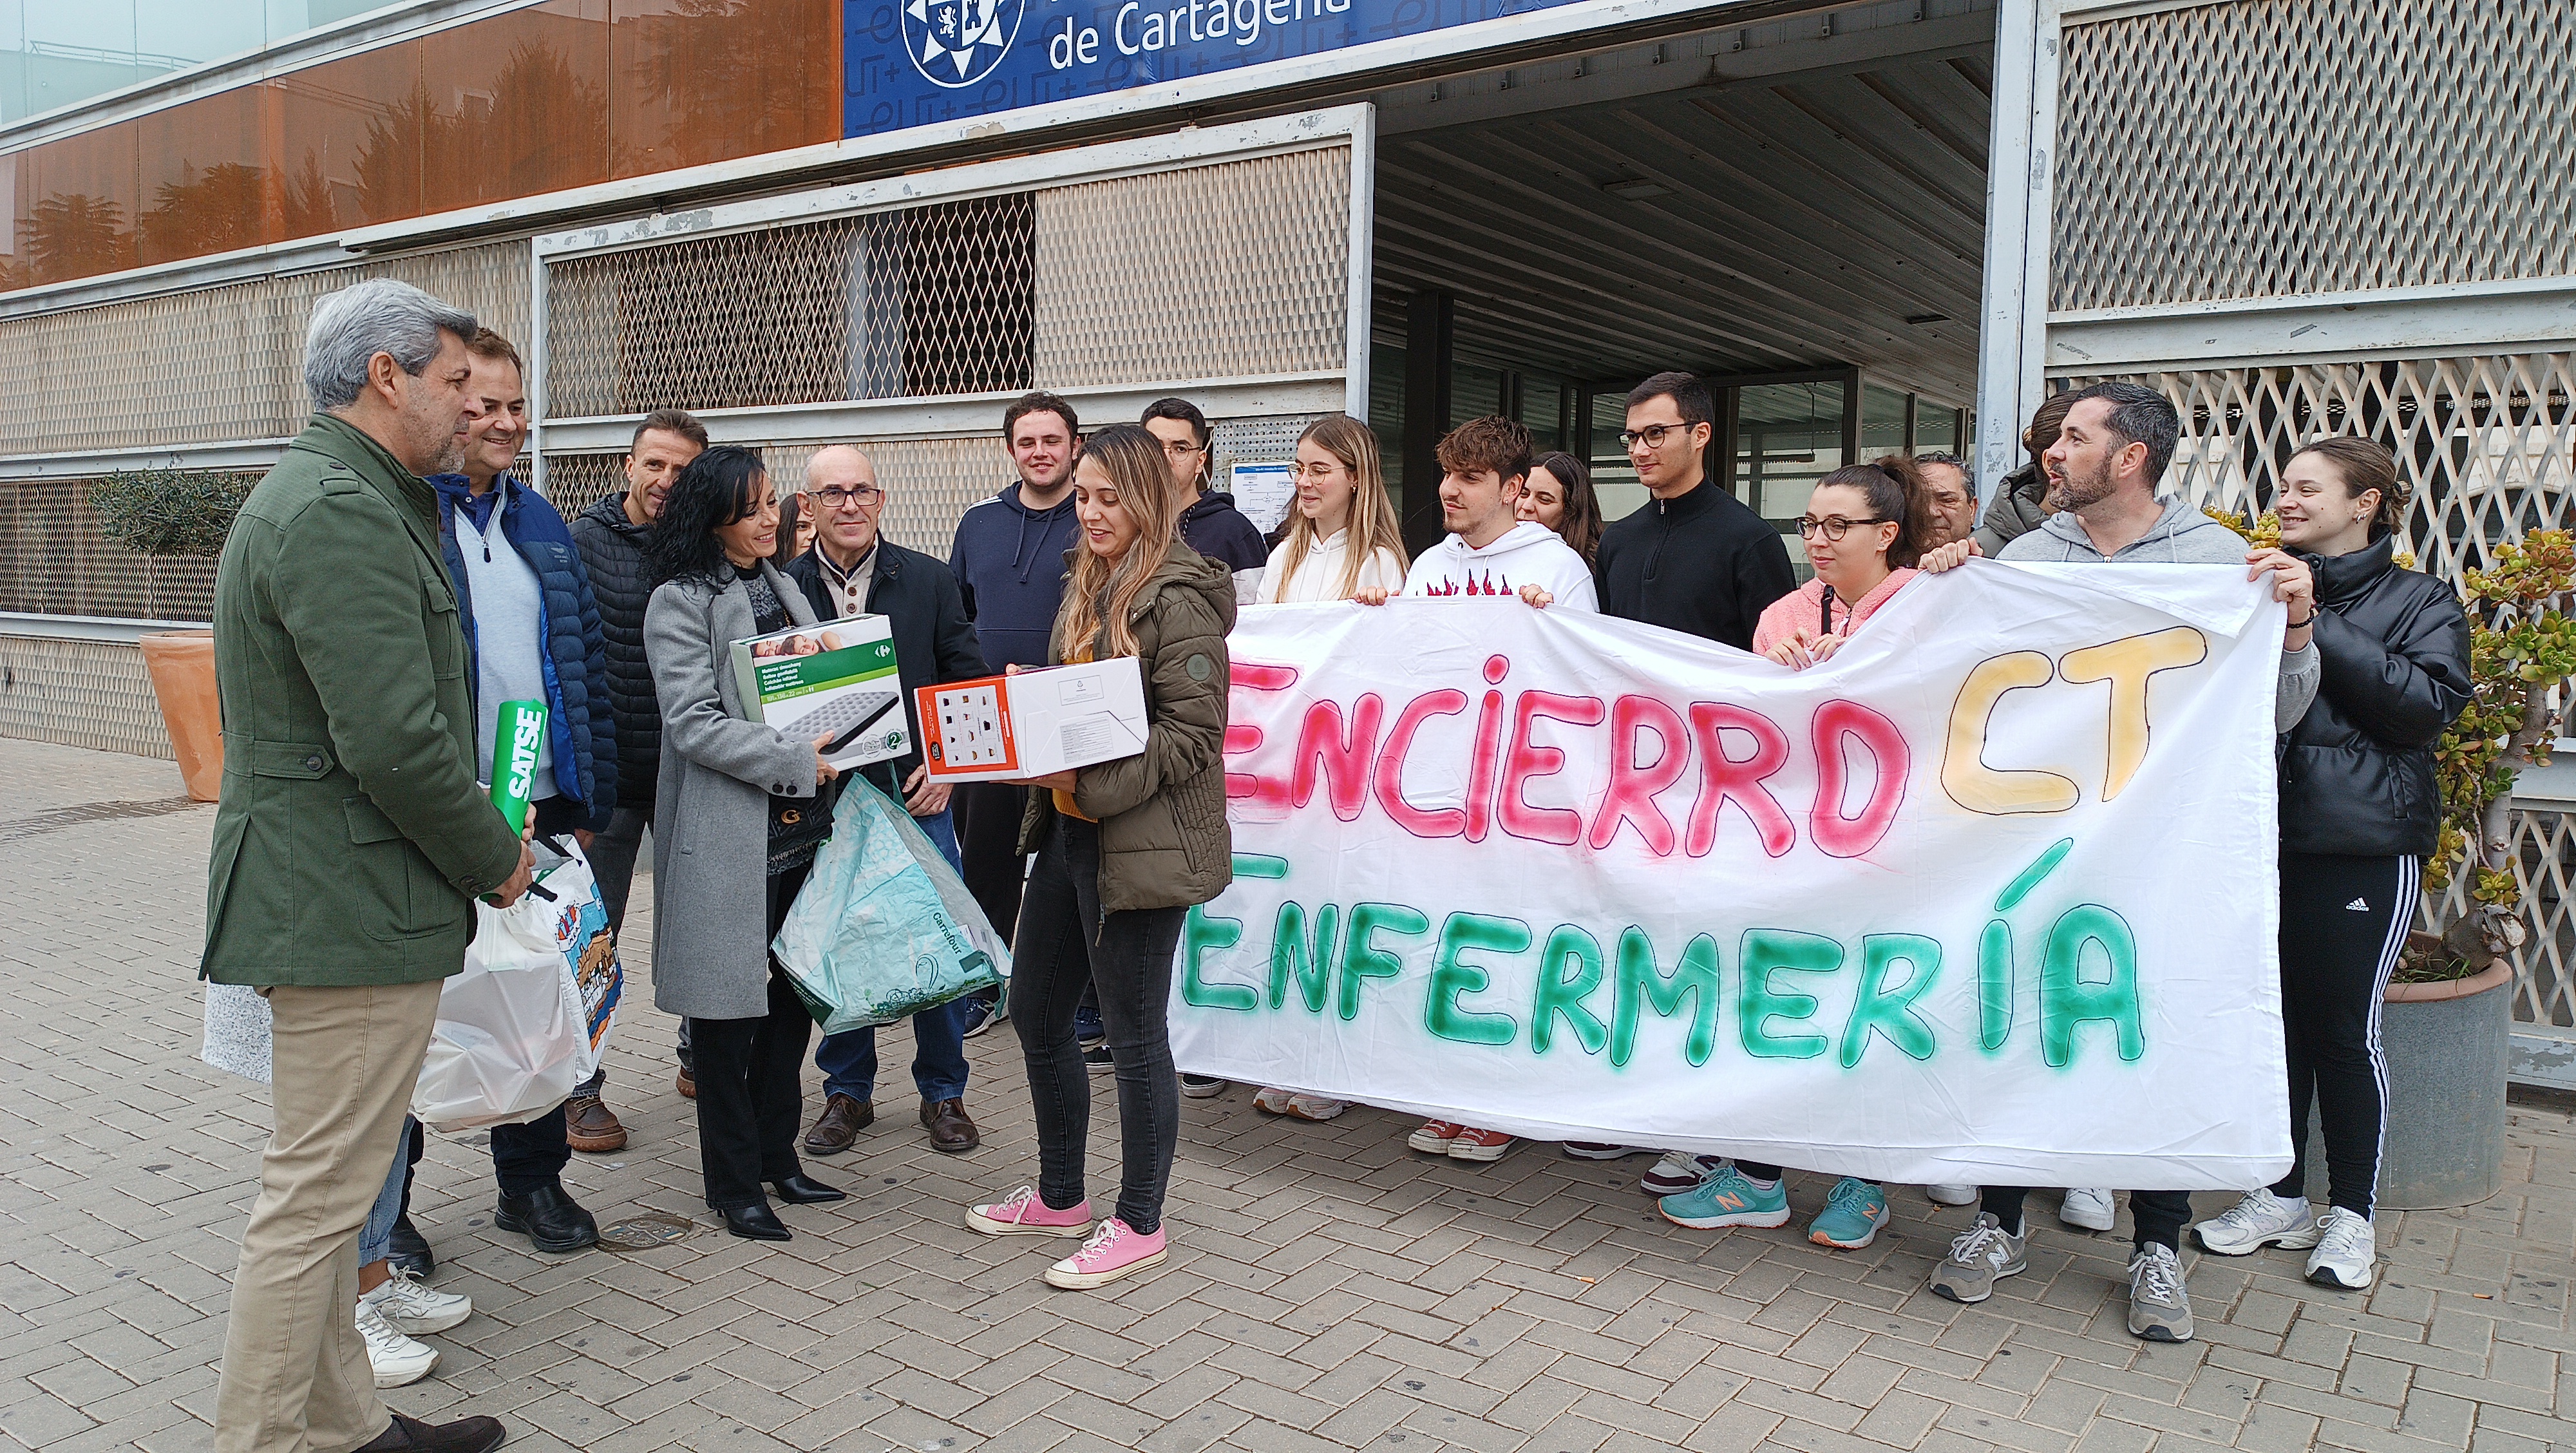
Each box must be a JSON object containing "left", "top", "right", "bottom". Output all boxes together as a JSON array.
[{"left": 1918, "top": 381, "right": 2319, "bottom": 1345}]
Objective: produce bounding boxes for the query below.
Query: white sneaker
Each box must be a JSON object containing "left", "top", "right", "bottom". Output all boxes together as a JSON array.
[
  {"left": 1926, "top": 1184, "right": 1977, "bottom": 1206},
  {"left": 356, "top": 1297, "right": 439, "bottom": 1388},
  {"left": 2193, "top": 1188, "right": 2320, "bottom": 1256},
  {"left": 362, "top": 1267, "right": 472, "bottom": 1336},
  {"left": 2306, "top": 1207, "right": 2377, "bottom": 1289},
  {"left": 2060, "top": 1187, "right": 2116, "bottom": 1231},
  {"left": 1283, "top": 1095, "right": 1347, "bottom": 1121}
]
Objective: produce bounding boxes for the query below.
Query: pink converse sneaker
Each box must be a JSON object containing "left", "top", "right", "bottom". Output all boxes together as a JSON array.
[
  {"left": 1044, "top": 1217, "right": 1168, "bottom": 1289},
  {"left": 966, "top": 1186, "right": 1094, "bottom": 1237}
]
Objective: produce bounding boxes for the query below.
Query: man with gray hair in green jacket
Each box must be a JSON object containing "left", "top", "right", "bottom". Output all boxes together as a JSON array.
[{"left": 203, "top": 278, "right": 533, "bottom": 1453}]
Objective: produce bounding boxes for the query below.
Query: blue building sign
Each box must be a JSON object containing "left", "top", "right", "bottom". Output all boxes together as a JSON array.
[{"left": 845, "top": 0, "right": 1591, "bottom": 137}]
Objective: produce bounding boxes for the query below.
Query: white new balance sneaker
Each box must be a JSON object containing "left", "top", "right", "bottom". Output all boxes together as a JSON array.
[
  {"left": 2193, "top": 1188, "right": 2321, "bottom": 1256},
  {"left": 356, "top": 1296, "right": 439, "bottom": 1387},
  {"left": 361, "top": 1266, "right": 473, "bottom": 1336},
  {"left": 2060, "top": 1187, "right": 2116, "bottom": 1231},
  {"left": 2305, "top": 1206, "right": 2377, "bottom": 1289},
  {"left": 1926, "top": 1184, "right": 1977, "bottom": 1206}
]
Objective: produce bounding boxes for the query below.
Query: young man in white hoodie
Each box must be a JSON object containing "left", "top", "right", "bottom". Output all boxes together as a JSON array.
[
  {"left": 1356, "top": 416, "right": 1591, "bottom": 1163},
  {"left": 1361, "top": 415, "right": 1598, "bottom": 609}
]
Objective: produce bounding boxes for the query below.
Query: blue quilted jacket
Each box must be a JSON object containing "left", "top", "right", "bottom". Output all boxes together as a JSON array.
[{"left": 430, "top": 472, "right": 618, "bottom": 831}]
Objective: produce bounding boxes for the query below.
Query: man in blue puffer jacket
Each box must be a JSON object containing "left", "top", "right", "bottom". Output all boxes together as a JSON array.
[{"left": 421, "top": 329, "right": 621, "bottom": 1258}]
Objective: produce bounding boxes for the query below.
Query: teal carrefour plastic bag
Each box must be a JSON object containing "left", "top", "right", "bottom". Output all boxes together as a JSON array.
[{"left": 772, "top": 777, "right": 1009, "bottom": 1034}]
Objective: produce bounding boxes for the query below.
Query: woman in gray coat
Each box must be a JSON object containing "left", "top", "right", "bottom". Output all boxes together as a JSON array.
[{"left": 643, "top": 446, "right": 847, "bottom": 1241}]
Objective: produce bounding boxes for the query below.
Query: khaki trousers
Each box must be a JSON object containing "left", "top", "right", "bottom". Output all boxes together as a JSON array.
[{"left": 215, "top": 980, "right": 444, "bottom": 1453}]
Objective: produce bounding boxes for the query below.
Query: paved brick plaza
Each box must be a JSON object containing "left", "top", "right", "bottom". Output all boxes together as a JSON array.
[{"left": 3, "top": 736, "right": 2573, "bottom": 1453}]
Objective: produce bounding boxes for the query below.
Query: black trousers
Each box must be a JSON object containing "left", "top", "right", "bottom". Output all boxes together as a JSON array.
[
  {"left": 689, "top": 859, "right": 816, "bottom": 1211},
  {"left": 954, "top": 782, "right": 1030, "bottom": 947},
  {"left": 1980, "top": 1187, "right": 2194, "bottom": 1252},
  {"left": 1013, "top": 817, "right": 1185, "bottom": 1235},
  {"left": 2273, "top": 851, "right": 2416, "bottom": 1217}
]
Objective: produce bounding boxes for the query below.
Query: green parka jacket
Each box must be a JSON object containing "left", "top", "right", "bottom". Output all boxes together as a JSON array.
[
  {"left": 200, "top": 413, "right": 525, "bottom": 985},
  {"left": 1018, "top": 540, "right": 1235, "bottom": 913}
]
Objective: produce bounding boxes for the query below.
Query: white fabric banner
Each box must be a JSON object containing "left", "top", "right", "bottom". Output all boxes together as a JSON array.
[{"left": 1173, "top": 563, "right": 2293, "bottom": 1190}]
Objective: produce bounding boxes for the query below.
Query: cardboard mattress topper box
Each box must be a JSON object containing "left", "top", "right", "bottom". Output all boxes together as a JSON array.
[
  {"left": 728, "top": 616, "right": 910, "bottom": 771},
  {"left": 915, "top": 658, "right": 1150, "bottom": 783}
]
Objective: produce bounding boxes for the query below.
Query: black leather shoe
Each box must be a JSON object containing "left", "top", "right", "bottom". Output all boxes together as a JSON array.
[
  {"left": 493, "top": 1184, "right": 599, "bottom": 1253},
  {"left": 354, "top": 1410, "right": 507, "bottom": 1452},
  {"left": 771, "top": 1174, "right": 845, "bottom": 1204},
  {"left": 386, "top": 1213, "right": 435, "bottom": 1277},
  {"left": 722, "top": 1202, "right": 792, "bottom": 1240}
]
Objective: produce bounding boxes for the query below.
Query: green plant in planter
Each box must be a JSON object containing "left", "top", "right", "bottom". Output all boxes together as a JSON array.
[
  {"left": 2206, "top": 509, "right": 2575, "bottom": 982},
  {"left": 88, "top": 468, "right": 258, "bottom": 559},
  {"left": 2429, "top": 531, "right": 2575, "bottom": 976}
]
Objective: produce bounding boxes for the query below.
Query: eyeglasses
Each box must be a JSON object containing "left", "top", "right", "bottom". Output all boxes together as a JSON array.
[
  {"left": 1287, "top": 461, "right": 1345, "bottom": 480},
  {"left": 1794, "top": 515, "right": 1888, "bottom": 542},
  {"left": 1160, "top": 441, "right": 1204, "bottom": 460},
  {"left": 810, "top": 485, "right": 882, "bottom": 508},
  {"left": 1618, "top": 423, "right": 1700, "bottom": 451}
]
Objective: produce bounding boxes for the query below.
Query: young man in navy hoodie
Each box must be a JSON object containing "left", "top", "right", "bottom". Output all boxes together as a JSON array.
[{"left": 948, "top": 392, "right": 1084, "bottom": 946}]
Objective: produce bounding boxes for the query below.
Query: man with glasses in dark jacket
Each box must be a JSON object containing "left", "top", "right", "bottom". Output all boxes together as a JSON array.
[
  {"left": 572, "top": 407, "right": 707, "bottom": 1094},
  {"left": 784, "top": 445, "right": 991, "bottom": 1157}
]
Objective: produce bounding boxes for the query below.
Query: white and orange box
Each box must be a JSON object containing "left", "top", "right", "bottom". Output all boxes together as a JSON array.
[{"left": 916, "top": 658, "right": 1150, "bottom": 783}]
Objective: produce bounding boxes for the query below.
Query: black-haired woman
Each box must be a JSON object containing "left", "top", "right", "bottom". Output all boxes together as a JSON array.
[
  {"left": 643, "top": 445, "right": 848, "bottom": 1240},
  {"left": 2193, "top": 438, "right": 2469, "bottom": 1290}
]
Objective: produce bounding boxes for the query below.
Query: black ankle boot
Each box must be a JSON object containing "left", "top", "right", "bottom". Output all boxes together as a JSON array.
[{"left": 494, "top": 1184, "right": 598, "bottom": 1253}]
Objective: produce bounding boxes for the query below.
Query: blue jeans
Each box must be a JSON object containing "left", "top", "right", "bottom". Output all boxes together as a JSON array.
[
  {"left": 359, "top": 1115, "right": 416, "bottom": 1266},
  {"left": 815, "top": 806, "right": 972, "bottom": 1104}
]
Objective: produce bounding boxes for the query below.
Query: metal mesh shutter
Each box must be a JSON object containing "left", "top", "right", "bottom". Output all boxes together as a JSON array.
[
  {"left": 0, "top": 632, "right": 173, "bottom": 759},
  {"left": 0, "top": 480, "right": 218, "bottom": 620},
  {"left": 2055, "top": 0, "right": 2576, "bottom": 310},
  {"left": 0, "top": 242, "right": 532, "bottom": 457},
  {"left": 1033, "top": 147, "right": 1350, "bottom": 388},
  {"left": 543, "top": 196, "right": 1037, "bottom": 419}
]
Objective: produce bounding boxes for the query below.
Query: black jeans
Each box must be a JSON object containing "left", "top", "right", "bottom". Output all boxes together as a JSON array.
[
  {"left": 2274, "top": 851, "right": 2416, "bottom": 1217},
  {"left": 689, "top": 859, "right": 816, "bottom": 1211},
  {"left": 955, "top": 782, "right": 1029, "bottom": 947},
  {"left": 1015, "top": 816, "right": 1184, "bottom": 1235},
  {"left": 1981, "top": 1187, "right": 2194, "bottom": 1253}
]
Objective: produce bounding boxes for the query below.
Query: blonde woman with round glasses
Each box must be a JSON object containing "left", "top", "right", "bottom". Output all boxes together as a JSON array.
[{"left": 1258, "top": 414, "right": 1408, "bottom": 605}]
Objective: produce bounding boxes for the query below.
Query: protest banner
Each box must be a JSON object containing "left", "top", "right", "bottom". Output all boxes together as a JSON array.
[{"left": 1175, "top": 563, "right": 2295, "bottom": 1190}]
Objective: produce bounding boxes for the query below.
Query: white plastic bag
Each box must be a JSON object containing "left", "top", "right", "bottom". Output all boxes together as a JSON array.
[{"left": 412, "top": 839, "right": 621, "bottom": 1132}]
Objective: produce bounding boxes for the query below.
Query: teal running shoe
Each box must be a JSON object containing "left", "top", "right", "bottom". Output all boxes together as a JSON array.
[
  {"left": 1659, "top": 1164, "right": 1791, "bottom": 1230},
  {"left": 1808, "top": 1177, "right": 1891, "bottom": 1249}
]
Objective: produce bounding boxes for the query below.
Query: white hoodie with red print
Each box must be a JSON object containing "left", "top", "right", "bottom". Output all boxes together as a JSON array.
[{"left": 1399, "top": 520, "right": 1600, "bottom": 610}]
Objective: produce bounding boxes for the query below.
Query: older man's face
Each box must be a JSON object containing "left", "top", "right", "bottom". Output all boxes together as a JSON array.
[{"left": 1920, "top": 462, "right": 1976, "bottom": 546}]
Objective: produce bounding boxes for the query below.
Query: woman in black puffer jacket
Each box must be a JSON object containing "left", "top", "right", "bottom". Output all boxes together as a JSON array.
[{"left": 2193, "top": 437, "right": 2470, "bottom": 1291}]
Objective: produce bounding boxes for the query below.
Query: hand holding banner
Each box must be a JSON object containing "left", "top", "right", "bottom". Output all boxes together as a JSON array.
[{"left": 1176, "top": 564, "right": 2292, "bottom": 1190}]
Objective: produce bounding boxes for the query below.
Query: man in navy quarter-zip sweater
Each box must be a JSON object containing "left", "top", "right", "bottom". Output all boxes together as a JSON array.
[
  {"left": 1593, "top": 370, "right": 1795, "bottom": 652},
  {"left": 947, "top": 391, "right": 1085, "bottom": 944}
]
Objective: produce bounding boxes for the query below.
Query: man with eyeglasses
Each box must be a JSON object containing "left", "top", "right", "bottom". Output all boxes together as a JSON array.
[
  {"left": 1142, "top": 397, "right": 1265, "bottom": 574},
  {"left": 1594, "top": 372, "right": 1795, "bottom": 652},
  {"left": 784, "top": 444, "right": 992, "bottom": 1157},
  {"left": 1571, "top": 372, "right": 1795, "bottom": 1192}
]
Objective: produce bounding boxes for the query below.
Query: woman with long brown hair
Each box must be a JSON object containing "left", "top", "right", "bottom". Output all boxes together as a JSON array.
[{"left": 963, "top": 424, "right": 1236, "bottom": 1290}]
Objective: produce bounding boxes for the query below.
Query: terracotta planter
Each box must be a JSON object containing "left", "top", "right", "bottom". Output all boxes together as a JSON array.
[
  {"left": 2369, "top": 933, "right": 2511, "bottom": 1210},
  {"left": 138, "top": 631, "right": 223, "bottom": 802}
]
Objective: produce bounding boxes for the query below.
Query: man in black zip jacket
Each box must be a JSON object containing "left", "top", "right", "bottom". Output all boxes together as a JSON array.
[
  {"left": 570, "top": 408, "right": 707, "bottom": 1101},
  {"left": 1572, "top": 372, "right": 1795, "bottom": 1186},
  {"left": 1594, "top": 372, "right": 1795, "bottom": 650}
]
